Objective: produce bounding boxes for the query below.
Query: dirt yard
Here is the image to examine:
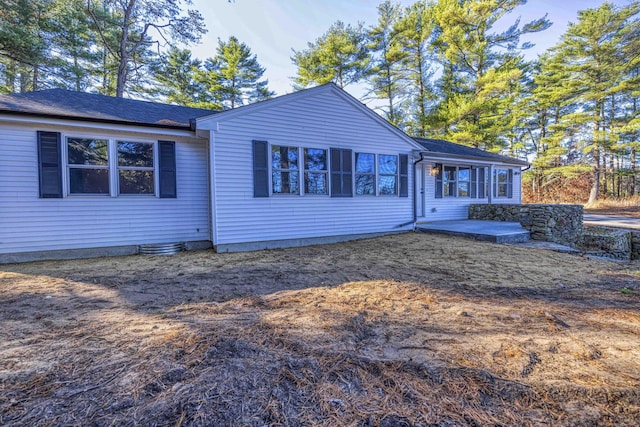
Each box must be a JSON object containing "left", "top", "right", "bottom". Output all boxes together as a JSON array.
[{"left": 1, "top": 233, "right": 639, "bottom": 426}]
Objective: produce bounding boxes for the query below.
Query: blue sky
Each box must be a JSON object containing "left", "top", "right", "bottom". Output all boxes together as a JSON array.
[{"left": 190, "top": 0, "right": 627, "bottom": 98}]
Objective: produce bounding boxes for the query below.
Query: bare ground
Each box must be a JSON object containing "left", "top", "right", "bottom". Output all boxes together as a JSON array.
[{"left": 1, "top": 232, "right": 639, "bottom": 426}]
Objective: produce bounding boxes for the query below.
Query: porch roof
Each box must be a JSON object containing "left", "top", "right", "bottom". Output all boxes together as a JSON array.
[{"left": 414, "top": 137, "right": 529, "bottom": 166}]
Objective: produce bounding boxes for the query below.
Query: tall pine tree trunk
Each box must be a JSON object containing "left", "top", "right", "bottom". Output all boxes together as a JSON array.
[
  {"left": 603, "top": 151, "right": 608, "bottom": 196},
  {"left": 632, "top": 145, "right": 637, "bottom": 196},
  {"left": 588, "top": 102, "right": 603, "bottom": 204},
  {"left": 609, "top": 150, "right": 615, "bottom": 198},
  {"left": 32, "top": 64, "right": 39, "bottom": 91},
  {"left": 588, "top": 146, "right": 601, "bottom": 204},
  {"left": 6, "top": 60, "right": 16, "bottom": 93}
]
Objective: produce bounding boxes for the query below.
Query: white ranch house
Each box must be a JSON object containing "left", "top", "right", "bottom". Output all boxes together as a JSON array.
[{"left": 0, "top": 84, "right": 527, "bottom": 263}]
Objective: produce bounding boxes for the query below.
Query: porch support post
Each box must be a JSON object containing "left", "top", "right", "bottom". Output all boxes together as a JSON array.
[{"left": 488, "top": 164, "right": 493, "bottom": 204}]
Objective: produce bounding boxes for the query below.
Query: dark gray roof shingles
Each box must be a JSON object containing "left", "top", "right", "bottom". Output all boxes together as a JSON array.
[
  {"left": 0, "top": 90, "right": 528, "bottom": 166},
  {"left": 414, "top": 137, "right": 528, "bottom": 166},
  {"left": 0, "top": 88, "right": 217, "bottom": 128}
]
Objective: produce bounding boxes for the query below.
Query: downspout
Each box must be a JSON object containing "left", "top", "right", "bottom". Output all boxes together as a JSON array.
[
  {"left": 396, "top": 151, "right": 424, "bottom": 229},
  {"left": 413, "top": 152, "right": 425, "bottom": 225},
  {"left": 488, "top": 164, "right": 493, "bottom": 204},
  {"left": 208, "top": 128, "right": 217, "bottom": 248}
]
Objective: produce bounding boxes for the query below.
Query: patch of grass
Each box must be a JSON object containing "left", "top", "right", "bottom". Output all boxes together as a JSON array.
[
  {"left": 584, "top": 196, "right": 640, "bottom": 210},
  {"left": 620, "top": 287, "right": 634, "bottom": 295}
]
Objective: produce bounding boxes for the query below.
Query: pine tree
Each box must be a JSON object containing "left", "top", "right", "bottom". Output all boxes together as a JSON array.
[
  {"left": 0, "top": 0, "right": 51, "bottom": 92},
  {"left": 430, "top": 0, "right": 550, "bottom": 150},
  {"left": 197, "top": 36, "right": 274, "bottom": 109},
  {"left": 292, "top": 21, "right": 369, "bottom": 89},
  {"left": 153, "top": 47, "right": 209, "bottom": 107},
  {"left": 553, "top": 1, "right": 640, "bottom": 203},
  {"left": 86, "top": 0, "right": 206, "bottom": 98},
  {"left": 367, "top": 0, "right": 406, "bottom": 127},
  {"left": 47, "top": 0, "right": 100, "bottom": 92},
  {"left": 394, "top": 1, "right": 436, "bottom": 137}
]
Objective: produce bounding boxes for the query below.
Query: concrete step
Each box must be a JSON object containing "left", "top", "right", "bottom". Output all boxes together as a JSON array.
[{"left": 415, "top": 220, "right": 531, "bottom": 244}]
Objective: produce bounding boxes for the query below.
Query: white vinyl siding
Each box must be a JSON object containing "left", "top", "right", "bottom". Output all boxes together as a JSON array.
[
  {"left": 0, "top": 123, "right": 209, "bottom": 254},
  {"left": 204, "top": 89, "right": 415, "bottom": 245},
  {"left": 418, "top": 162, "right": 522, "bottom": 221}
]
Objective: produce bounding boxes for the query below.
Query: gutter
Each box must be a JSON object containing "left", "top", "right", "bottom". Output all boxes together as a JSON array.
[
  {"left": 418, "top": 150, "right": 529, "bottom": 167},
  {"left": 0, "top": 110, "right": 197, "bottom": 132}
]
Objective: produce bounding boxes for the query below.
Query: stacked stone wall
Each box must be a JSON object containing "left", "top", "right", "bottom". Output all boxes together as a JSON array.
[
  {"left": 469, "top": 204, "right": 582, "bottom": 246},
  {"left": 632, "top": 231, "right": 640, "bottom": 260},
  {"left": 469, "top": 203, "right": 640, "bottom": 259},
  {"left": 580, "top": 226, "right": 632, "bottom": 260}
]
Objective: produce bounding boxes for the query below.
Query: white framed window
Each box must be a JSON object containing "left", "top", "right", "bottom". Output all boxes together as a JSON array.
[
  {"left": 443, "top": 165, "right": 457, "bottom": 197},
  {"left": 259, "top": 145, "right": 408, "bottom": 198},
  {"left": 493, "top": 168, "right": 513, "bottom": 198},
  {"left": 65, "top": 136, "right": 158, "bottom": 196},
  {"left": 435, "top": 164, "right": 488, "bottom": 199},
  {"left": 117, "top": 141, "right": 155, "bottom": 195},
  {"left": 66, "top": 137, "right": 110, "bottom": 195},
  {"left": 378, "top": 154, "right": 398, "bottom": 195},
  {"left": 303, "top": 148, "right": 328, "bottom": 195},
  {"left": 355, "top": 152, "right": 375, "bottom": 195},
  {"left": 271, "top": 145, "right": 299, "bottom": 194},
  {"left": 458, "top": 167, "right": 470, "bottom": 197}
]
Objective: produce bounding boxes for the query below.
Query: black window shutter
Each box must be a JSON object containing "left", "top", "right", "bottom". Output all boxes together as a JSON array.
[
  {"left": 158, "top": 140, "right": 177, "bottom": 198},
  {"left": 37, "top": 131, "right": 62, "bottom": 198},
  {"left": 477, "top": 167, "right": 485, "bottom": 198},
  {"left": 435, "top": 163, "right": 443, "bottom": 199},
  {"left": 470, "top": 168, "right": 477, "bottom": 198},
  {"left": 399, "top": 154, "right": 408, "bottom": 197},
  {"left": 252, "top": 140, "right": 269, "bottom": 197},
  {"left": 330, "top": 148, "right": 353, "bottom": 197},
  {"left": 508, "top": 169, "right": 514, "bottom": 198},
  {"left": 330, "top": 148, "right": 341, "bottom": 196}
]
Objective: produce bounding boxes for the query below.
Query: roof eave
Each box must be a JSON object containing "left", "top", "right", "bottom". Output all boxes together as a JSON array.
[
  {"left": 0, "top": 110, "right": 195, "bottom": 131},
  {"left": 420, "top": 150, "right": 529, "bottom": 166}
]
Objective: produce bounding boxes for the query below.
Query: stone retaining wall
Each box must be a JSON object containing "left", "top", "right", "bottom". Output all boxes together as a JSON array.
[
  {"left": 468, "top": 204, "right": 525, "bottom": 223},
  {"left": 630, "top": 231, "right": 640, "bottom": 260},
  {"left": 469, "top": 204, "right": 583, "bottom": 246},
  {"left": 580, "top": 226, "right": 632, "bottom": 260}
]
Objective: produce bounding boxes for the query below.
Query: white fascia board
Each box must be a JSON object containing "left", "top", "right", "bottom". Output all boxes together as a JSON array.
[
  {"left": 420, "top": 151, "right": 529, "bottom": 167},
  {"left": 0, "top": 114, "right": 200, "bottom": 139}
]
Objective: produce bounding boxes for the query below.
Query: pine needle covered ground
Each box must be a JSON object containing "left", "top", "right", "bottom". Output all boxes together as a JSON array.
[{"left": 1, "top": 233, "right": 639, "bottom": 426}]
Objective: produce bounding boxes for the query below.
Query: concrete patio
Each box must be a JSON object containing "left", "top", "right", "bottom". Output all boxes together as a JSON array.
[{"left": 415, "top": 220, "right": 530, "bottom": 243}]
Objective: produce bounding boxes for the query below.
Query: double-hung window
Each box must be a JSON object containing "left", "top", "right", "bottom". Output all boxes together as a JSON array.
[
  {"left": 36, "top": 132, "right": 175, "bottom": 199},
  {"left": 253, "top": 142, "right": 408, "bottom": 198},
  {"left": 355, "top": 152, "right": 375, "bottom": 195},
  {"left": 477, "top": 167, "right": 487, "bottom": 198},
  {"left": 458, "top": 167, "right": 470, "bottom": 197},
  {"left": 304, "top": 148, "right": 328, "bottom": 195},
  {"left": 378, "top": 154, "right": 398, "bottom": 195},
  {"left": 443, "top": 166, "right": 457, "bottom": 197},
  {"left": 272, "top": 145, "right": 299, "bottom": 194},
  {"left": 436, "top": 164, "right": 488, "bottom": 199},
  {"left": 118, "top": 141, "right": 155, "bottom": 195},
  {"left": 493, "top": 168, "right": 513, "bottom": 198},
  {"left": 67, "top": 137, "right": 110, "bottom": 195}
]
